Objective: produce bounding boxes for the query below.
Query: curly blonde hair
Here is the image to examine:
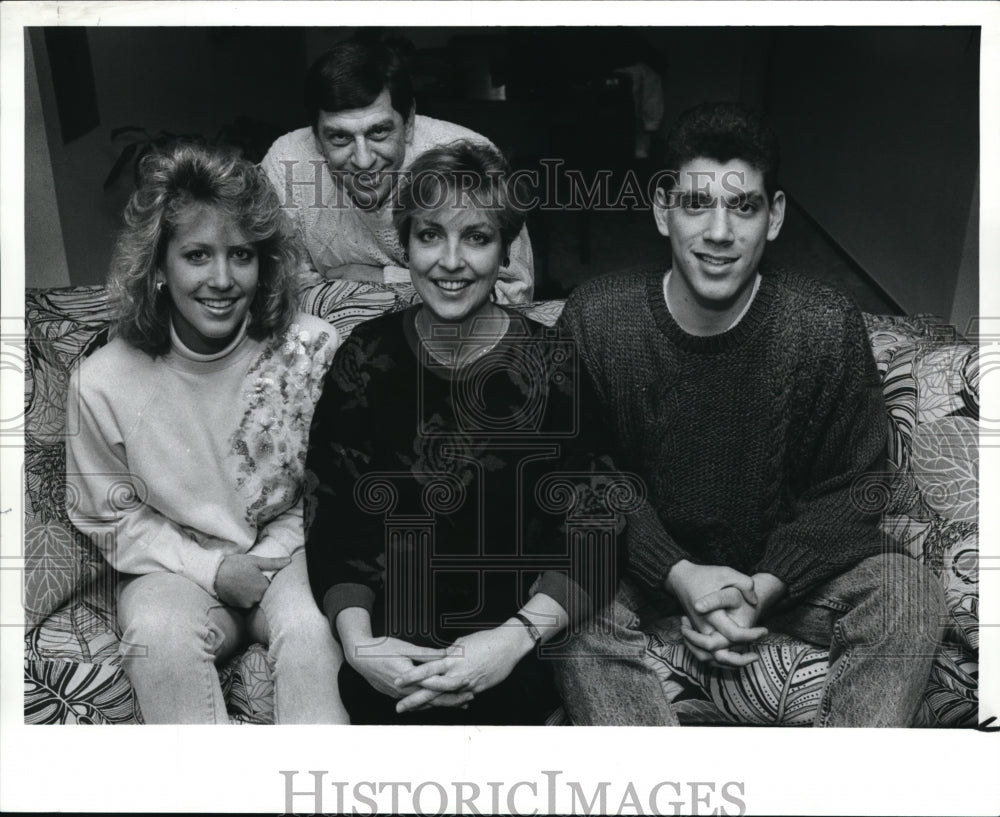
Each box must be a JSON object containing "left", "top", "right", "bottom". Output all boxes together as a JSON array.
[{"left": 108, "top": 142, "right": 299, "bottom": 356}]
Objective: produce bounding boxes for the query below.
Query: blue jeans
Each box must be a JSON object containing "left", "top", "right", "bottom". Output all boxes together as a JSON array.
[
  {"left": 117, "top": 550, "right": 348, "bottom": 724},
  {"left": 552, "top": 553, "right": 946, "bottom": 726}
]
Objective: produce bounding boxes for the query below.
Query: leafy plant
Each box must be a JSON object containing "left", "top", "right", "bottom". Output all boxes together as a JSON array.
[
  {"left": 102, "top": 126, "right": 204, "bottom": 191},
  {"left": 103, "top": 117, "right": 285, "bottom": 191}
]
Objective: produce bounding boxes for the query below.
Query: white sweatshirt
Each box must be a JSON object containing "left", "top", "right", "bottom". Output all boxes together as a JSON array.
[{"left": 66, "top": 313, "right": 339, "bottom": 596}]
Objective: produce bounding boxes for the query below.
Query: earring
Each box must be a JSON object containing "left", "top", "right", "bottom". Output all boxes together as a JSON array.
[
  {"left": 155, "top": 280, "right": 165, "bottom": 292},
  {"left": 502, "top": 256, "right": 510, "bottom": 268},
  {"left": 402, "top": 250, "right": 409, "bottom": 263}
]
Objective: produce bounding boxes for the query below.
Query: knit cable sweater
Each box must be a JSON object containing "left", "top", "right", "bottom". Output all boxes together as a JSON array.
[
  {"left": 557, "top": 268, "right": 890, "bottom": 601},
  {"left": 66, "top": 314, "right": 339, "bottom": 596}
]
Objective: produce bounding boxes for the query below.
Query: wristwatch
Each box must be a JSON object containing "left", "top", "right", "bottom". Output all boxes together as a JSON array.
[{"left": 513, "top": 612, "right": 542, "bottom": 646}]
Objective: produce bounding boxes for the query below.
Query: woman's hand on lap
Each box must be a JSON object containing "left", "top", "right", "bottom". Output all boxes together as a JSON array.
[
  {"left": 394, "top": 625, "right": 534, "bottom": 713},
  {"left": 215, "top": 553, "right": 290, "bottom": 608},
  {"left": 345, "top": 636, "right": 447, "bottom": 700}
]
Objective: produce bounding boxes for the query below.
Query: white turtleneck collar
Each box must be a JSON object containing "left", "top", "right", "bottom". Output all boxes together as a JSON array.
[{"left": 169, "top": 314, "right": 251, "bottom": 362}]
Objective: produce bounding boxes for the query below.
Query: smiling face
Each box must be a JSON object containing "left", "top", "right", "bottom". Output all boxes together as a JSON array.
[
  {"left": 654, "top": 157, "right": 785, "bottom": 334},
  {"left": 314, "top": 88, "right": 413, "bottom": 208},
  {"left": 157, "top": 205, "right": 259, "bottom": 354},
  {"left": 407, "top": 195, "right": 504, "bottom": 330}
]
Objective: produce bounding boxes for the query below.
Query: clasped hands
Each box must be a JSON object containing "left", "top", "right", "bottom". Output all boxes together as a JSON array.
[
  {"left": 666, "top": 560, "right": 786, "bottom": 669},
  {"left": 347, "top": 624, "right": 534, "bottom": 715}
]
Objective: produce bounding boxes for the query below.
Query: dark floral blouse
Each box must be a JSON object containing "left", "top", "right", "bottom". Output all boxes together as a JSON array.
[{"left": 304, "top": 306, "right": 631, "bottom": 650}]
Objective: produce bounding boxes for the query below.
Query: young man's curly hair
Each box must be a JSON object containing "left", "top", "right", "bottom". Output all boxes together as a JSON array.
[{"left": 661, "top": 102, "right": 781, "bottom": 202}]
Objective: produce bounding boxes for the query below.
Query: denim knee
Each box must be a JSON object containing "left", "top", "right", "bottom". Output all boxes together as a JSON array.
[
  {"left": 551, "top": 598, "right": 645, "bottom": 658},
  {"left": 119, "top": 602, "right": 227, "bottom": 667},
  {"left": 272, "top": 609, "right": 335, "bottom": 655},
  {"left": 853, "top": 553, "right": 948, "bottom": 648},
  {"left": 890, "top": 553, "right": 947, "bottom": 643}
]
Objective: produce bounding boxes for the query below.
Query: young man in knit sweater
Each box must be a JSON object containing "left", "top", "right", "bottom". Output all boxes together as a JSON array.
[{"left": 553, "top": 102, "right": 945, "bottom": 726}]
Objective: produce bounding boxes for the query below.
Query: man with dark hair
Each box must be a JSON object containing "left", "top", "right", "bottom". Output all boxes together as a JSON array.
[
  {"left": 553, "top": 101, "right": 945, "bottom": 726},
  {"left": 262, "top": 36, "right": 534, "bottom": 302}
]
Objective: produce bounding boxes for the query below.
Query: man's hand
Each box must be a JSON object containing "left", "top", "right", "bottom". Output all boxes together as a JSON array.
[
  {"left": 392, "top": 624, "right": 534, "bottom": 714},
  {"left": 666, "top": 560, "right": 768, "bottom": 668},
  {"left": 665, "top": 560, "right": 762, "bottom": 621},
  {"left": 329, "top": 263, "right": 386, "bottom": 283},
  {"left": 215, "top": 554, "right": 290, "bottom": 608},
  {"left": 680, "top": 584, "right": 763, "bottom": 667}
]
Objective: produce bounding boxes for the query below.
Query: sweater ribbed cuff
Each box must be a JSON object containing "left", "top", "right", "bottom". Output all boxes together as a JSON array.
[
  {"left": 182, "top": 549, "right": 226, "bottom": 599},
  {"left": 628, "top": 543, "right": 689, "bottom": 595},
  {"left": 322, "top": 583, "right": 377, "bottom": 637},
  {"left": 756, "top": 546, "right": 886, "bottom": 603},
  {"left": 755, "top": 559, "right": 827, "bottom": 603},
  {"left": 533, "top": 570, "right": 593, "bottom": 625},
  {"left": 758, "top": 518, "right": 887, "bottom": 602},
  {"left": 756, "top": 541, "right": 857, "bottom": 602}
]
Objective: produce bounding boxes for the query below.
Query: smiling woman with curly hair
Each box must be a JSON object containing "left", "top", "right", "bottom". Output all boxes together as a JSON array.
[
  {"left": 108, "top": 143, "right": 300, "bottom": 356},
  {"left": 66, "top": 142, "right": 348, "bottom": 724}
]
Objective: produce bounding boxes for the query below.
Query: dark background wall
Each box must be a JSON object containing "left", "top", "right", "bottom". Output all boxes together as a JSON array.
[
  {"left": 28, "top": 27, "right": 308, "bottom": 291},
  {"left": 765, "top": 27, "right": 979, "bottom": 330},
  {"left": 27, "top": 26, "right": 979, "bottom": 329}
]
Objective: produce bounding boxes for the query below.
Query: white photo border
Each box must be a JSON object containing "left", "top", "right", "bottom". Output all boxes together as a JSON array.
[{"left": 2, "top": 2, "right": 998, "bottom": 815}]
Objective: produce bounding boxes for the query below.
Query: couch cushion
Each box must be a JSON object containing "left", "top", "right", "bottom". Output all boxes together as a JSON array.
[
  {"left": 23, "top": 444, "right": 109, "bottom": 627},
  {"left": 24, "top": 659, "right": 138, "bottom": 725},
  {"left": 24, "top": 288, "right": 116, "bottom": 624},
  {"left": 863, "top": 313, "right": 961, "bottom": 369},
  {"left": 299, "top": 280, "right": 419, "bottom": 337},
  {"left": 875, "top": 333, "right": 978, "bottom": 651},
  {"left": 24, "top": 587, "right": 277, "bottom": 724},
  {"left": 25, "top": 286, "right": 113, "bottom": 353},
  {"left": 644, "top": 614, "right": 977, "bottom": 727},
  {"left": 23, "top": 644, "right": 274, "bottom": 724},
  {"left": 647, "top": 618, "right": 828, "bottom": 725},
  {"left": 917, "top": 641, "right": 979, "bottom": 727},
  {"left": 221, "top": 643, "right": 275, "bottom": 724},
  {"left": 299, "top": 278, "right": 569, "bottom": 333},
  {"left": 23, "top": 286, "right": 979, "bottom": 727}
]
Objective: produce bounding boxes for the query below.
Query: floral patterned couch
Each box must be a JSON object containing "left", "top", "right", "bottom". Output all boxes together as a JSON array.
[{"left": 23, "top": 280, "right": 978, "bottom": 725}]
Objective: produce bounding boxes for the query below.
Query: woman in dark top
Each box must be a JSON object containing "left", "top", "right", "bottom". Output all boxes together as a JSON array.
[{"left": 304, "top": 141, "right": 621, "bottom": 724}]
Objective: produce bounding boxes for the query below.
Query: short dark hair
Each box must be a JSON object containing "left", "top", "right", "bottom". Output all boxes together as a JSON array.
[
  {"left": 304, "top": 36, "right": 414, "bottom": 129},
  {"left": 662, "top": 102, "right": 781, "bottom": 201},
  {"left": 393, "top": 140, "right": 529, "bottom": 253},
  {"left": 108, "top": 142, "right": 299, "bottom": 357}
]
